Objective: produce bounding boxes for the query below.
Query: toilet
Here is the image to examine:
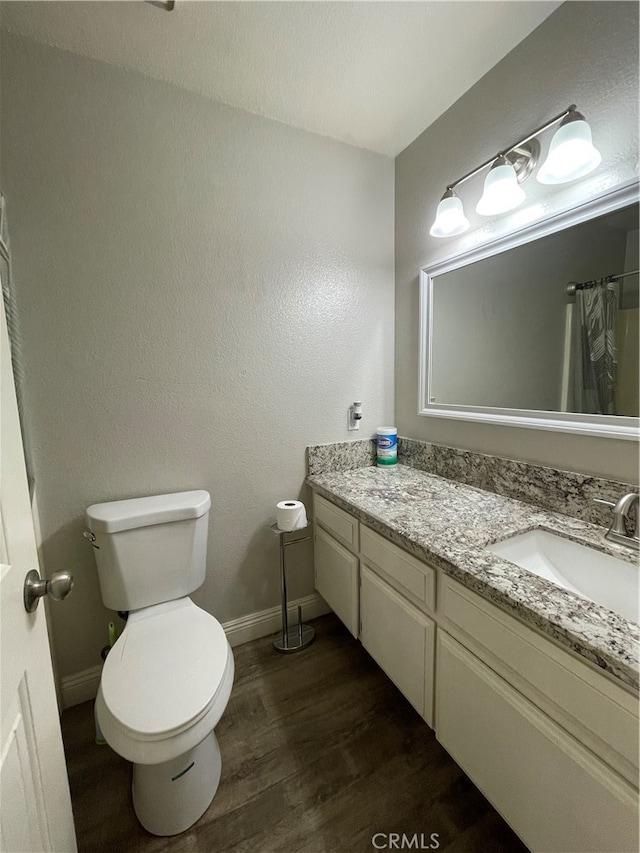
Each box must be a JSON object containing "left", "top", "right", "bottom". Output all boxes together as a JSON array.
[{"left": 85, "top": 490, "right": 234, "bottom": 837}]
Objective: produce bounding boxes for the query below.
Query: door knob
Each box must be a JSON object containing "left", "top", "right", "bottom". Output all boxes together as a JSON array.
[{"left": 23, "top": 569, "right": 74, "bottom": 613}]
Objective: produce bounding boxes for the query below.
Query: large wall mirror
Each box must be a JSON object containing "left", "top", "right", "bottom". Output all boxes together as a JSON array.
[{"left": 419, "top": 181, "right": 639, "bottom": 439}]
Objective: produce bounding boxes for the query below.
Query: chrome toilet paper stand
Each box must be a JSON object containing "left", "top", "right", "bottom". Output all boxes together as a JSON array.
[{"left": 270, "top": 523, "right": 315, "bottom": 653}]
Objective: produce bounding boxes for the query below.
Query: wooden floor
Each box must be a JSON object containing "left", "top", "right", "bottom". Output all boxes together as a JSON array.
[{"left": 61, "top": 614, "right": 528, "bottom": 853}]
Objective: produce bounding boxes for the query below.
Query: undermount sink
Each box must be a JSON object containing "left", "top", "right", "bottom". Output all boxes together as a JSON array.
[{"left": 487, "top": 529, "right": 639, "bottom": 624}]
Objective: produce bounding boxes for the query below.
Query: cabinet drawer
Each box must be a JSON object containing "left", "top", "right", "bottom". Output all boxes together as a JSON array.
[
  {"left": 360, "top": 566, "right": 435, "bottom": 725},
  {"left": 440, "top": 575, "right": 639, "bottom": 783},
  {"left": 314, "top": 494, "right": 359, "bottom": 553},
  {"left": 361, "top": 525, "right": 435, "bottom": 612},
  {"left": 314, "top": 525, "right": 359, "bottom": 637},
  {"left": 436, "top": 631, "right": 638, "bottom": 853}
]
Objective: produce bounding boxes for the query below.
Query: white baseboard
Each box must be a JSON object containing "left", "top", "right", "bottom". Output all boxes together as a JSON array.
[
  {"left": 222, "top": 592, "right": 330, "bottom": 648},
  {"left": 60, "top": 593, "right": 330, "bottom": 709},
  {"left": 61, "top": 665, "right": 103, "bottom": 710}
]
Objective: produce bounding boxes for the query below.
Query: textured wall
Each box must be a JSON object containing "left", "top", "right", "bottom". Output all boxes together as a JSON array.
[
  {"left": 0, "top": 33, "right": 394, "bottom": 679},
  {"left": 396, "top": 1, "right": 639, "bottom": 481}
]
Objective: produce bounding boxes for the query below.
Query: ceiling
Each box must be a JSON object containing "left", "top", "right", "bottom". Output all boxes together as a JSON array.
[{"left": 0, "top": 1, "right": 562, "bottom": 156}]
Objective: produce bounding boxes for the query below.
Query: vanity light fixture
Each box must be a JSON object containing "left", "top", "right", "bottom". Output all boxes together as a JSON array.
[
  {"left": 429, "top": 188, "right": 470, "bottom": 237},
  {"left": 536, "top": 109, "right": 602, "bottom": 184},
  {"left": 429, "top": 105, "right": 601, "bottom": 238},
  {"left": 475, "top": 155, "right": 526, "bottom": 216}
]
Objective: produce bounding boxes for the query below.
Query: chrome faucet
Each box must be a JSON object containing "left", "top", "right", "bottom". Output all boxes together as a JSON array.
[{"left": 595, "top": 493, "right": 640, "bottom": 551}]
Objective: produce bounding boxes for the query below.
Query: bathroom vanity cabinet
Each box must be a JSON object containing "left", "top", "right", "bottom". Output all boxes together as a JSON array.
[
  {"left": 312, "top": 492, "right": 639, "bottom": 853},
  {"left": 313, "top": 495, "right": 359, "bottom": 636},
  {"left": 359, "top": 526, "right": 436, "bottom": 725},
  {"left": 314, "top": 494, "right": 435, "bottom": 724},
  {"left": 438, "top": 576, "right": 638, "bottom": 853}
]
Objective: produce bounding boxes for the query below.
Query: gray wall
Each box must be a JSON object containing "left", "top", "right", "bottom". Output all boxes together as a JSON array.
[
  {"left": 396, "top": 1, "right": 639, "bottom": 481},
  {"left": 0, "top": 33, "right": 394, "bottom": 680}
]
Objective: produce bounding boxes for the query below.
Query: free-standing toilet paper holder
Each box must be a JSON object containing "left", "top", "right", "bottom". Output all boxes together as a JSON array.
[{"left": 270, "top": 523, "right": 315, "bottom": 653}]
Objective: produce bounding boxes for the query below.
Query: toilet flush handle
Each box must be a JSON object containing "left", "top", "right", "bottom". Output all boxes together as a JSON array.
[{"left": 82, "top": 530, "right": 100, "bottom": 548}]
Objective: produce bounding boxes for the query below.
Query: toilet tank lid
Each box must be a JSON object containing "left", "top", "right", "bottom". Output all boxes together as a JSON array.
[{"left": 86, "top": 490, "right": 211, "bottom": 534}]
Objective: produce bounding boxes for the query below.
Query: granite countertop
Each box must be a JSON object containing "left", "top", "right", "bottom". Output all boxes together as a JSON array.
[{"left": 307, "top": 464, "right": 640, "bottom": 692}]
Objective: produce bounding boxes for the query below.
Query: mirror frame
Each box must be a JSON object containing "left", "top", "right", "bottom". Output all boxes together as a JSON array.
[{"left": 419, "top": 180, "right": 640, "bottom": 440}]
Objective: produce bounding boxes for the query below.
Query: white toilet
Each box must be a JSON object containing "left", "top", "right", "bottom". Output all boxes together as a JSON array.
[{"left": 85, "top": 490, "right": 234, "bottom": 837}]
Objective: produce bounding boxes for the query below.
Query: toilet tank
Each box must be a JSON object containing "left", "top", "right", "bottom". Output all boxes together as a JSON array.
[{"left": 86, "top": 491, "right": 211, "bottom": 611}]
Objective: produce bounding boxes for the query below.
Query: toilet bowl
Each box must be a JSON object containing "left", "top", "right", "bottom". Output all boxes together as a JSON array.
[{"left": 86, "top": 491, "right": 234, "bottom": 836}]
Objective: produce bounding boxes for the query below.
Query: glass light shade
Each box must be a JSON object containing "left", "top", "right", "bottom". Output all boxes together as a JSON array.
[
  {"left": 475, "top": 158, "right": 526, "bottom": 216},
  {"left": 537, "top": 116, "right": 601, "bottom": 184},
  {"left": 429, "top": 192, "right": 470, "bottom": 238}
]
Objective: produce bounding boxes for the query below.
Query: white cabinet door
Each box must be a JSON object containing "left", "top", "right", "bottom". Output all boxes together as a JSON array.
[
  {"left": 436, "top": 631, "right": 639, "bottom": 853},
  {"left": 314, "top": 525, "right": 359, "bottom": 636},
  {"left": 360, "top": 566, "right": 435, "bottom": 725}
]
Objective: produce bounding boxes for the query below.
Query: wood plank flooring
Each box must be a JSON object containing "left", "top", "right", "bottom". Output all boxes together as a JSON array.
[{"left": 61, "top": 614, "right": 528, "bottom": 853}]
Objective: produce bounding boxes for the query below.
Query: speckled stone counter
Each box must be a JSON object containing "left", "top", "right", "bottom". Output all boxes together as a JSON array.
[{"left": 307, "top": 464, "right": 640, "bottom": 692}]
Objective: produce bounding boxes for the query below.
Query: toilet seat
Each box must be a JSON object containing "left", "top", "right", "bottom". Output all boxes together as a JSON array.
[{"left": 96, "top": 597, "right": 234, "bottom": 765}]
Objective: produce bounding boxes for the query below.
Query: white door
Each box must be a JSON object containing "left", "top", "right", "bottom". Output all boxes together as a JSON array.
[{"left": 0, "top": 297, "right": 77, "bottom": 852}]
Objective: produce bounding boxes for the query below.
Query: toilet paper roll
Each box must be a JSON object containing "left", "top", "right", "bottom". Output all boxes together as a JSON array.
[{"left": 276, "top": 500, "right": 308, "bottom": 532}]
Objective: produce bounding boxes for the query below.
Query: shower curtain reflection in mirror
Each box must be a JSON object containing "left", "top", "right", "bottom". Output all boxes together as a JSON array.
[{"left": 569, "top": 281, "right": 618, "bottom": 415}]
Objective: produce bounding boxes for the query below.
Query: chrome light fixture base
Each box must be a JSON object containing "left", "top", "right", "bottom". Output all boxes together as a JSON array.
[{"left": 506, "top": 139, "right": 540, "bottom": 184}]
